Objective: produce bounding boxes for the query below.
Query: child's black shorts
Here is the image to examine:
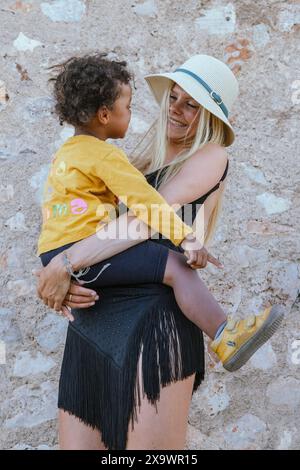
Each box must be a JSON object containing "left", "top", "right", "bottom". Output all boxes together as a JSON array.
[{"left": 39, "top": 239, "right": 171, "bottom": 288}]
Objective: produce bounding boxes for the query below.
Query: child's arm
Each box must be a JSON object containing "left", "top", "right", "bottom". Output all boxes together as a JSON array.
[{"left": 94, "top": 149, "right": 194, "bottom": 246}]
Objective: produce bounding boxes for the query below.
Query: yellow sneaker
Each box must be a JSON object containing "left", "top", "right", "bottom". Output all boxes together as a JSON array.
[{"left": 210, "top": 305, "right": 284, "bottom": 372}]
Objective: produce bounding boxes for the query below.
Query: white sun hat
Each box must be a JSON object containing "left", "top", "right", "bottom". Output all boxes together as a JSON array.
[{"left": 144, "top": 54, "right": 239, "bottom": 146}]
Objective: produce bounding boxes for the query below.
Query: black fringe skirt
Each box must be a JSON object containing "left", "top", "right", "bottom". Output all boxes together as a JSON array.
[{"left": 58, "top": 282, "right": 205, "bottom": 450}]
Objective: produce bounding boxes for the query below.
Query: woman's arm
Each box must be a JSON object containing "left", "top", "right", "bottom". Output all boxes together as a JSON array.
[
  {"left": 35, "top": 212, "right": 152, "bottom": 312},
  {"left": 158, "top": 143, "right": 227, "bottom": 209},
  {"left": 65, "top": 212, "right": 152, "bottom": 271},
  {"left": 159, "top": 144, "right": 227, "bottom": 244}
]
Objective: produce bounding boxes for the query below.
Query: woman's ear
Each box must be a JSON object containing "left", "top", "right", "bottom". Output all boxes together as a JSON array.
[{"left": 97, "top": 106, "right": 110, "bottom": 125}]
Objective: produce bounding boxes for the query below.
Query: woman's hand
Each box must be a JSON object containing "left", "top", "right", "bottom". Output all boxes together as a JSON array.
[
  {"left": 59, "top": 281, "right": 100, "bottom": 319},
  {"left": 35, "top": 253, "right": 99, "bottom": 321},
  {"left": 63, "top": 281, "right": 100, "bottom": 309},
  {"left": 35, "top": 252, "right": 72, "bottom": 312}
]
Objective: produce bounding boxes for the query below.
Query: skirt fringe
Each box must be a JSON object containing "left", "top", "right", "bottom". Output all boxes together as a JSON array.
[{"left": 58, "top": 289, "right": 204, "bottom": 450}]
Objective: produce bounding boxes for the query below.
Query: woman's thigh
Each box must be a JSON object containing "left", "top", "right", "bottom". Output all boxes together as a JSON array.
[
  {"left": 58, "top": 352, "right": 195, "bottom": 451},
  {"left": 58, "top": 371, "right": 194, "bottom": 452},
  {"left": 126, "top": 356, "right": 195, "bottom": 450},
  {"left": 58, "top": 410, "right": 108, "bottom": 450}
]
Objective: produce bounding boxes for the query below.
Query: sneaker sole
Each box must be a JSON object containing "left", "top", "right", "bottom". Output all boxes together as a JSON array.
[{"left": 223, "top": 305, "right": 284, "bottom": 372}]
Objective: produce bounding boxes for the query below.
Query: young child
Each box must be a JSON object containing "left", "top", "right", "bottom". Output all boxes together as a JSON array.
[{"left": 37, "top": 54, "right": 283, "bottom": 372}]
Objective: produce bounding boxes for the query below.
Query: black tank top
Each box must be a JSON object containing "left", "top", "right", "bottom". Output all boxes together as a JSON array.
[{"left": 145, "top": 160, "right": 229, "bottom": 226}]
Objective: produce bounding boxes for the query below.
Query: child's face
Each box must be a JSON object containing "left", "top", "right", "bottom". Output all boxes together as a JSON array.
[
  {"left": 107, "top": 83, "right": 132, "bottom": 139},
  {"left": 167, "top": 84, "right": 201, "bottom": 142}
]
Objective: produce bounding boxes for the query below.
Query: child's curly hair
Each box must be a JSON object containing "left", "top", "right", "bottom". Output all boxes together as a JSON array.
[{"left": 49, "top": 53, "right": 133, "bottom": 126}]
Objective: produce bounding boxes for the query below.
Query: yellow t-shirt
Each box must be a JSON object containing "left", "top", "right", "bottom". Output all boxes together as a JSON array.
[{"left": 37, "top": 135, "right": 193, "bottom": 255}]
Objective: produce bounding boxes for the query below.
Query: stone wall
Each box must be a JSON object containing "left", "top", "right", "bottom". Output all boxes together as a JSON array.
[{"left": 0, "top": 0, "right": 299, "bottom": 450}]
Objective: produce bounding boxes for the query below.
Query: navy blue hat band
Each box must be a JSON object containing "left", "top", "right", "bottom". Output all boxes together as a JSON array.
[{"left": 175, "top": 68, "right": 229, "bottom": 118}]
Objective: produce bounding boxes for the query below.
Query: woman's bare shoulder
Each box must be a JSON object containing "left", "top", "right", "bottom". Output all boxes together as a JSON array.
[
  {"left": 159, "top": 144, "right": 228, "bottom": 205},
  {"left": 183, "top": 143, "right": 228, "bottom": 171}
]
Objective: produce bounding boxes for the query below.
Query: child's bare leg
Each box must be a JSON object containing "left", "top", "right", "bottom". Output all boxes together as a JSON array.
[{"left": 163, "top": 250, "right": 226, "bottom": 339}]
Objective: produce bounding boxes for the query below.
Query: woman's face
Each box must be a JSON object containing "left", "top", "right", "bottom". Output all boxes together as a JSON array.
[{"left": 167, "top": 84, "right": 201, "bottom": 142}]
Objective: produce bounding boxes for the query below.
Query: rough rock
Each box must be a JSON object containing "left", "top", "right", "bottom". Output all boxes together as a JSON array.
[
  {"left": 13, "top": 33, "right": 43, "bottom": 52},
  {"left": 36, "top": 313, "right": 67, "bottom": 353},
  {"left": 40, "top": 0, "right": 86, "bottom": 22},
  {"left": 221, "top": 414, "right": 267, "bottom": 450},
  {"left": 4, "top": 381, "right": 57, "bottom": 429},
  {"left": 256, "top": 192, "right": 291, "bottom": 215},
  {"left": 195, "top": 3, "right": 236, "bottom": 35},
  {"left": 13, "top": 351, "right": 56, "bottom": 377}
]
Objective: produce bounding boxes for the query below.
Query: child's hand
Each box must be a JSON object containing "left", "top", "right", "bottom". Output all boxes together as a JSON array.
[
  {"left": 186, "top": 246, "right": 223, "bottom": 269},
  {"left": 180, "top": 234, "right": 223, "bottom": 269}
]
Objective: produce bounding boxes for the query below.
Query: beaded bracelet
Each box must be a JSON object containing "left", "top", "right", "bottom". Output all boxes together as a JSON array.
[{"left": 62, "top": 252, "right": 111, "bottom": 284}]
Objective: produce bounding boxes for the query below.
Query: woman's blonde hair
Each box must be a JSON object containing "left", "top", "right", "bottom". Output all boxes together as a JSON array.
[{"left": 130, "top": 83, "right": 227, "bottom": 243}]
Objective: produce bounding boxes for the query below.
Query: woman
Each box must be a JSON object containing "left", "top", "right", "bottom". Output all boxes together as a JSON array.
[{"left": 35, "top": 55, "right": 281, "bottom": 450}]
